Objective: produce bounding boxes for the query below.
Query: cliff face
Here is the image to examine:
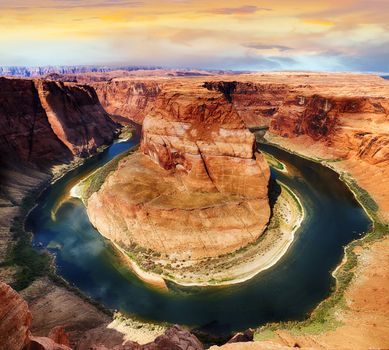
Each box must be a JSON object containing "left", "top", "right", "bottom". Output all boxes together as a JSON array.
[
  {"left": 0, "top": 77, "right": 117, "bottom": 171},
  {"left": 141, "top": 88, "right": 269, "bottom": 197},
  {"left": 93, "top": 80, "right": 162, "bottom": 124},
  {"left": 0, "top": 77, "right": 118, "bottom": 263},
  {"left": 203, "top": 74, "right": 389, "bottom": 165},
  {"left": 0, "top": 282, "right": 31, "bottom": 350},
  {"left": 87, "top": 84, "right": 270, "bottom": 261}
]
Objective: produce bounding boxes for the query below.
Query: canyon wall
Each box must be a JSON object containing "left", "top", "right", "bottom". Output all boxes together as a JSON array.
[
  {"left": 0, "top": 77, "right": 118, "bottom": 263},
  {"left": 219, "top": 74, "right": 389, "bottom": 221},
  {"left": 0, "top": 282, "right": 31, "bottom": 350},
  {"left": 95, "top": 73, "right": 388, "bottom": 220},
  {"left": 0, "top": 77, "right": 117, "bottom": 172},
  {"left": 87, "top": 83, "right": 270, "bottom": 260},
  {"left": 93, "top": 80, "right": 162, "bottom": 124}
]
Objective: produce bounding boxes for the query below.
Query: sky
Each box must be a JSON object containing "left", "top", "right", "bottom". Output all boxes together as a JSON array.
[{"left": 0, "top": 0, "right": 388, "bottom": 72}]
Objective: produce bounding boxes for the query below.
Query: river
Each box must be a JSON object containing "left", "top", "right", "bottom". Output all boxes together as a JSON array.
[{"left": 27, "top": 125, "right": 371, "bottom": 335}]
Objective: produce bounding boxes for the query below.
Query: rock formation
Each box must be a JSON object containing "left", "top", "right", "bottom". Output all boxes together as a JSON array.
[
  {"left": 0, "top": 282, "right": 32, "bottom": 350},
  {"left": 0, "top": 77, "right": 117, "bottom": 170},
  {"left": 101, "top": 326, "right": 204, "bottom": 350},
  {"left": 93, "top": 80, "right": 162, "bottom": 124},
  {"left": 87, "top": 84, "right": 270, "bottom": 261},
  {"left": 0, "top": 282, "right": 72, "bottom": 350}
]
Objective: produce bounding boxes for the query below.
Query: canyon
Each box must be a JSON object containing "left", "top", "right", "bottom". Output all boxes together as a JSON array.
[{"left": 0, "top": 72, "right": 388, "bottom": 349}]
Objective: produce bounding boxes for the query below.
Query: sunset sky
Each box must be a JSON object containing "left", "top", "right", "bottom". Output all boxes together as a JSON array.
[{"left": 0, "top": 0, "right": 388, "bottom": 72}]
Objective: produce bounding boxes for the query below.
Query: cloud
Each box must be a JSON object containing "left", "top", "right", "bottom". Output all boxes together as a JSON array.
[
  {"left": 0, "top": 0, "right": 144, "bottom": 9},
  {"left": 337, "top": 42, "right": 389, "bottom": 72},
  {"left": 206, "top": 5, "right": 271, "bottom": 15},
  {"left": 243, "top": 43, "right": 292, "bottom": 51}
]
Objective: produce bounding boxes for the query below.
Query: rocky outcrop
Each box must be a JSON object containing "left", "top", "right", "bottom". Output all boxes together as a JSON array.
[
  {"left": 0, "top": 282, "right": 72, "bottom": 350},
  {"left": 109, "top": 326, "right": 204, "bottom": 350},
  {"left": 87, "top": 84, "right": 270, "bottom": 261},
  {"left": 0, "top": 282, "right": 31, "bottom": 350},
  {"left": 0, "top": 281, "right": 203, "bottom": 350},
  {"left": 0, "top": 77, "right": 117, "bottom": 171},
  {"left": 93, "top": 80, "right": 162, "bottom": 124}
]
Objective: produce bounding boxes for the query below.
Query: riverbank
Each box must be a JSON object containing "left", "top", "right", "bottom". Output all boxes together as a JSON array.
[{"left": 250, "top": 135, "right": 389, "bottom": 349}]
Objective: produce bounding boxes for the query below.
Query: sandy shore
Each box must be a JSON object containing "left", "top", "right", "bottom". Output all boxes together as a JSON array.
[{"left": 111, "top": 242, "right": 169, "bottom": 290}]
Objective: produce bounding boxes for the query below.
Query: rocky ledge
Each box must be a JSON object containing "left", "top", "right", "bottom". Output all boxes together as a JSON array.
[{"left": 86, "top": 84, "right": 270, "bottom": 273}]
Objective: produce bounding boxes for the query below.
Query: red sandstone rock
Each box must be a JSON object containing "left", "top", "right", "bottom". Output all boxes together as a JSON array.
[
  {"left": 94, "top": 325, "right": 204, "bottom": 350},
  {"left": 27, "top": 336, "right": 71, "bottom": 350},
  {"left": 0, "top": 77, "right": 117, "bottom": 170},
  {"left": 0, "top": 282, "right": 31, "bottom": 350},
  {"left": 93, "top": 80, "right": 162, "bottom": 124},
  {"left": 48, "top": 326, "right": 70, "bottom": 347}
]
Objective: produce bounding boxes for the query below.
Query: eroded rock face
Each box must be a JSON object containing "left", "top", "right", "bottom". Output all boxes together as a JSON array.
[
  {"left": 0, "top": 77, "right": 117, "bottom": 170},
  {"left": 140, "top": 89, "right": 269, "bottom": 197},
  {"left": 93, "top": 80, "right": 162, "bottom": 124},
  {"left": 0, "top": 282, "right": 31, "bottom": 350},
  {"left": 0, "top": 76, "right": 118, "bottom": 270},
  {"left": 87, "top": 85, "right": 270, "bottom": 260}
]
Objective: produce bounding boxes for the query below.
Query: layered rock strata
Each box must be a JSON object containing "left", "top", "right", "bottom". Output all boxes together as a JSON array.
[
  {"left": 214, "top": 73, "right": 389, "bottom": 221},
  {"left": 0, "top": 282, "right": 31, "bottom": 350},
  {"left": 87, "top": 86, "right": 270, "bottom": 260},
  {"left": 0, "top": 77, "right": 117, "bottom": 267},
  {"left": 0, "top": 77, "right": 117, "bottom": 170},
  {"left": 93, "top": 80, "right": 162, "bottom": 124}
]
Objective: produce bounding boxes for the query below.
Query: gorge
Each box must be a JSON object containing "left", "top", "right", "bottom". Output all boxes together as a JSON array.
[{"left": 0, "top": 73, "right": 388, "bottom": 350}]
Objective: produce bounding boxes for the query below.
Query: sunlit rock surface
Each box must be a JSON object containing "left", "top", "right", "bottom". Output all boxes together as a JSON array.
[{"left": 87, "top": 84, "right": 270, "bottom": 260}]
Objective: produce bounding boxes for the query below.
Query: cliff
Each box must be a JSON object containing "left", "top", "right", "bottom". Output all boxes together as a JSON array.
[
  {"left": 92, "top": 80, "right": 162, "bottom": 124},
  {"left": 0, "top": 77, "right": 118, "bottom": 266},
  {"left": 0, "top": 77, "right": 117, "bottom": 172},
  {"left": 87, "top": 83, "right": 270, "bottom": 263}
]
